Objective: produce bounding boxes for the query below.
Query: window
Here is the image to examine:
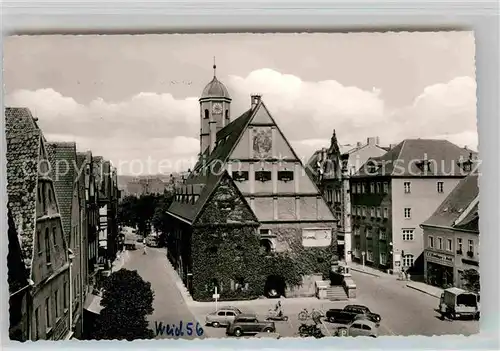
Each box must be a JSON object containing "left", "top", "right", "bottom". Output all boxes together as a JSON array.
[
  {"left": 428, "top": 236, "right": 434, "bottom": 248},
  {"left": 367, "top": 250, "right": 373, "bottom": 262},
  {"left": 376, "top": 207, "right": 381, "bottom": 218},
  {"left": 44, "top": 228, "right": 51, "bottom": 263},
  {"left": 357, "top": 184, "right": 362, "bottom": 194},
  {"left": 361, "top": 183, "right": 366, "bottom": 193},
  {"left": 361, "top": 206, "right": 366, "bottom": 217},
  {"left": 446, "top": 239, "right": 452, "bottom": 251},
  {"left": 255, "top": 170, "right": 272, "bottom": 182},
  {"left": 437, "top": 237, "right": 443, "bottom": 250},
  {"left": 37, "top": 230, "right": 42, "bottom": 254},
  {"left": 225, "top": 110, "right": 229, "bottom": 120},
  {"left": 45, "top": 297, "right": 51, "bottom": 329},
  {"left": 34, "top": 307, "right": 40, "bottom": 340},
  {"left": 370, "top": 207, "right": 375, "bottom": 217},
  {"left": 370, "top": 183, "right": 375, "bottom": 193},
  {"left": 217, "top": 311, "right": 225, "bottom": 316},
  {"left": 52, "top": 227, "right": 57, "bottom": 247},
  {"left": 379, "top": 252, "right": 387, "bottom": 265},
  {"left": 233, "top": 170, "right": 249, "bottom": 181},
  {"left": 41, "top": 184, "right": 47, "bottom": 213},
  {"left": 404, "top": 208, "right": 411, "bottom": 219},
  {"left": 366, "top": 227, "right": 372, "bottom": 238},
  {"left": 468, "top": 239, "right": 474, "bottom": 254},
  {"left": 376, "top": 182, "right": 382, "bottom": 193},
  {"left": 351, "top": 184, "right": 357, "bottom": 194},
  {"left": 63, "top": 282, "right": 68, "bottom": 309},
  {"left": 48, "top": 188, "right": 52, "bottom": 203},
  {"left": 404, "top": 182, "right": 411, "bottom": 193},
  {"left": 54, "top": 290, "right": 59, "bottom": 319},
  {"left": 383, "top": 207, "right": 389, "bottom": 218},
  {"left": 353, "top": 227, "right": 360, "bottom": 236},
  {"left": 457, "top": 238, "right": 463, "bottom": 253},
  {"left": 277, "top": 170, "right": 294, "bottom": 182},
  {"left": 402, "top": 229, "right": 414, "bottom": 241},
  {"left": 379, "top": 228, "right": 387, "bottom": 240},
  {"left": 402, "top": 254, "right": 414, "bottom": 267},
  {"left": 383, "top": 182, "right": 389, "bottom": 193},
  {"left": 204, "top": 109, "right": 209, "bottom": 119},
  {"left": 37, "top": 187, "right": 41, "bottom": 203},
  {"left": 437, "top": 181, "right": 444, "bottom": 193}
]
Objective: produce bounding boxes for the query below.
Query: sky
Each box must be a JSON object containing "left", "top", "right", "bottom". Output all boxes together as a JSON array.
[{"left": 4, "top": 32, "right": 477, "bottom": 176}]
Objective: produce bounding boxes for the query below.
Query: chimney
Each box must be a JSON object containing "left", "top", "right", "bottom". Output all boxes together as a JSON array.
[
  {"left": 367, "top": 137, "right": 378, "bottom": 145},
  {"left": 356, "top": 141, "right": 362, "bottom": 148},
  {"left": 209, "top": 120, "right": 217, "bottom": 153},
  {"left": 251, "top": 94, "right": 262, "bottom": 109}
]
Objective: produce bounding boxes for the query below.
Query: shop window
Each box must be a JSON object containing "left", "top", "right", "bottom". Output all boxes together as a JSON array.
[
  {"left": 379, "top": 252, "right": 387, "bottom": 265},
  {"left": 367, "top": 250, "right": 374, "bottom": 262}
]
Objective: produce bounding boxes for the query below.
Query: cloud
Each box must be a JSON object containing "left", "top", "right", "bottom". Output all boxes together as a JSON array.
[{"left": 5, "top": 69, "right": 477, "bottom": 175}]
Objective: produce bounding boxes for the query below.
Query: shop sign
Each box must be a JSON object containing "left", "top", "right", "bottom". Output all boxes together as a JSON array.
[{"left": 425, "top": 250, "right": 454, "bottom": 266}]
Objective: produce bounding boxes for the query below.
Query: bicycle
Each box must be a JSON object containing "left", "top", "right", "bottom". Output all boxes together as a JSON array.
[{"left": 298, "top": 308, "right": 323, "bottom": 322}]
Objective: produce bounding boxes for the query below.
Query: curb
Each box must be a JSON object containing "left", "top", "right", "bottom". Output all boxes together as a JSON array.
[
  {"left": 350, "top": 267, "right": 381, "bottom": 278},
  {"left": 406, "top": 283, "right": 441, "bottom": 299}
]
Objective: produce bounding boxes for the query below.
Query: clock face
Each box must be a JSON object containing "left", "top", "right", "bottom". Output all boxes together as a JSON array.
[{"left": 212, "top": 103, "right": 223, "bottom": 114}]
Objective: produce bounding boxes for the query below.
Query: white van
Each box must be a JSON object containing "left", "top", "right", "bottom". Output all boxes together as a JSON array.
[{"left": 439, "top": 287, "right": 479, "bottom": 320}]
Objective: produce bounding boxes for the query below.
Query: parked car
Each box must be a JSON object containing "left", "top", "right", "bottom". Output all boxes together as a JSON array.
[
  {"left": 205, "top": 306, "right": 242, "bottom": 327},
  {"left": 336, "top": 319, "right": 378, "bottom": 338},
  {"left": 326, "top": 304, "right": 381, "bottom": 325},
  {"left": 136, "top": 237, "right": 144, "bottom": 243},
  {"left": 226, "top": 314, "right": 276, "bottom": 337}
]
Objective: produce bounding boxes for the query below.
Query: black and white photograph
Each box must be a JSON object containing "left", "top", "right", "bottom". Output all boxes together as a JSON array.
[{"left": 4, "top": 32, "right": 480, "bottom": 341}]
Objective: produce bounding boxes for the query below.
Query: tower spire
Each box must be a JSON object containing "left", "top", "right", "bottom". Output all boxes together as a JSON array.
[{"left": 213, "top": 56, "right": 217, "bottom": 77}]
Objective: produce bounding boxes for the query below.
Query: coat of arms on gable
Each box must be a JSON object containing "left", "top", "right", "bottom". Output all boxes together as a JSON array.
[{"left": 252, "top": 127, "right": 272, "bottom": 159}]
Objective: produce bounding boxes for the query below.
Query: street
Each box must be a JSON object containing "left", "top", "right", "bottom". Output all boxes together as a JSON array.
[
  {"left": 123, "top": 247, "right": 479, "bottom": 339},
  {"left": 122, "top": 247, "right": 205, "bottom": 339}
]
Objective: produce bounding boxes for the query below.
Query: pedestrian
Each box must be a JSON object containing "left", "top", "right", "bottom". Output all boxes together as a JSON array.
[
  {"left": 439, "top": 301, "right": 448, "bottom": 321},
  {"left": 143, "top": 244, "right": 147, "bottom": 255}
]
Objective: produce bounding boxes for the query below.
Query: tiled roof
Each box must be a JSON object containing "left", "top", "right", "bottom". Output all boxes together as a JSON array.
[
  {"left": 5, "top": 107, "right": 42, "bottom": 268},
  {"left": 46, "top": 142, "right": 77, "bottom": 240},
  {"left": 168, "top": 170, "right": 256, "bottom": 225},
  {"left": 192, "top": 107, "right": 254, "bottom": 175},
  {"left": 355, "top": 139, "right": 474, "bottom": 177},
  {"left": 422, "top": 173, "right": 479, "bottom": 231}
]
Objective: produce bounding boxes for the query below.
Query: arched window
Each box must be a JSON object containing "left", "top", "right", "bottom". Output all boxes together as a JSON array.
[
  {"left": 44, "top": 228, "right": 51, "bottom": 263},
  {"left": 225, "top": 110, "right": 229, "bottom": 120},
  {"left": 260, "top": 239, "right": 274, "bottom": 255},
  {"left": 204, "top": 109, "right": 209, "bottom": 119}
]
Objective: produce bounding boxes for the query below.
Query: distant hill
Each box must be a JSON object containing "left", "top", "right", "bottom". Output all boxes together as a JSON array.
[{"left": 117, "top": 173, "right": 177, "bottom": 190}]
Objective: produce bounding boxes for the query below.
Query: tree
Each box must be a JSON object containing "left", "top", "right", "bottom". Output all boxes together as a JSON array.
[
  {"left": 460, "top": 269, "right": 480, "bottom": 294},
  {"left": 117, "top": 195, "right": 139, "bottom": 227},
  {"left": 151, "top": 192, "right": 174, "bottom": 246},
  {"left": 93, "top": 269, "right": 155, "bottom": 340}
]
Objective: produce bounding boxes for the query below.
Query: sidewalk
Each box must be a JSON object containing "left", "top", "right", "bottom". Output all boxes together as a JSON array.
[
  {"left": 406, "top": 281, "right": 443, "bottom": 299},
  {"left": 111, "top": 250, "right": 130, "bottom": 272}
]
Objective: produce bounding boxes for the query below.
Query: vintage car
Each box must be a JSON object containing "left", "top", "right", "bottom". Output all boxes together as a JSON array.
[
  {"left": 205, "top": 306, "right": 242, "bottom": 327},
  {"left": 226, "top": 314, "right": 276, "bottom": 337},
  {"left": 336, "top": 319, "right": 379, "bottom": 338},
  {"left": 326, "top": 304, "right": 381, "bottom": 325},
  {"left": 439, "top": 287, "right": 480, "bottom": 320}
]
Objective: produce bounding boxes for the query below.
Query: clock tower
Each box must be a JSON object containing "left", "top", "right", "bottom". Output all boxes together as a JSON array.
[{"left": 199, "top": 59, "right": 232, "bottom": 155}]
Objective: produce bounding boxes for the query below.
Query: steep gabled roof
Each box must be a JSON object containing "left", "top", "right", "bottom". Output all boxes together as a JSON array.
[
  {"left": 167, "top": 171, "right": 258, "bottom": 225},
  {"left": 8, "top": 208, "right": 30, "bottom": 294},
  {"left": 422, "top": 173, "right": 479, "bottom": 231},
  {"left": 192, "top": 108, "right": 254, "bottom": 174},
  {"left": 46, "top": 142, "right": 78, "bottom": 240},
  {"left": 355, "top": 139, "right": 473, "bottom": 177},
  {"left": 5, "top": 107, "right": 43, "bottom": 268}
]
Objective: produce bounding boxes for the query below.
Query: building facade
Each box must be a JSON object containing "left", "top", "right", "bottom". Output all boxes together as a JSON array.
[
  {"left": 6, "top": 107, "right": 72, "bottom": 340},
  {"left": 167, "top": 67, "right": 338, "bottom": 300},
  {"left": 351, "top": 139, "right": 476, "bottom": 274},
  {"left": 421, "top": 174, "right": 479, "bottom": 289},
  {"left": 307, "top": 133, "right": 388, "bottom": 262}
]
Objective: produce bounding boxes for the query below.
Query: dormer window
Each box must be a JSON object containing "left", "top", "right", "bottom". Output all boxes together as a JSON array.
[
  {"left": 255, "top": 170, "right": 272, "bottom": 182},
  {"left": 278, "top": 170, "right": 294, "bottom": 182},
  {"left": 233, "top": 171, "right": 249, "bottom": 182}
]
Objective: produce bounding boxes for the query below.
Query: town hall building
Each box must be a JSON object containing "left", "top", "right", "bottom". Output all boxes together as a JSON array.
[{"left": 167, "top": 64, "right": 338, "bottom": 301}]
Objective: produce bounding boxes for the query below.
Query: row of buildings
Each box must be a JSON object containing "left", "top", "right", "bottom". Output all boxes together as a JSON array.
[
  {"left": 6, "top": 107, "right": 122, "bottom": 341},
  {"left": 164, "top": 64, "right": 479, "bottom": 302},
  {"left": 308, "top": 130, "right": 480, "bottom": 289}
]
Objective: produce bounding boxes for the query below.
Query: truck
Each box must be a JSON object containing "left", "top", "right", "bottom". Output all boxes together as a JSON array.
[
  {"left": 439, "top": 287, "right": 479, "bottom": 320},
  {"left": 325, "top": 304, "right": 381, "bottom": 325}
]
